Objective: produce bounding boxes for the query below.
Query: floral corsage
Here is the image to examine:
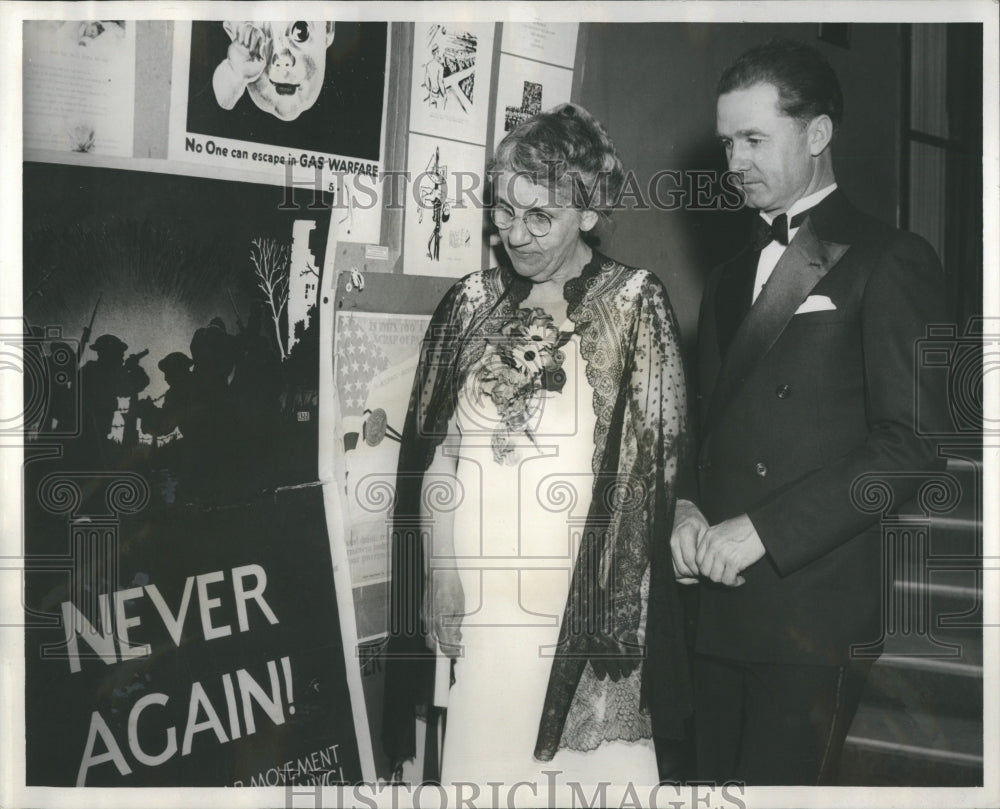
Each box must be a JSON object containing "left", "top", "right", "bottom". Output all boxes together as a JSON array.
[{"left": 472, "top": 308, "right": 572, "bottom": 465}]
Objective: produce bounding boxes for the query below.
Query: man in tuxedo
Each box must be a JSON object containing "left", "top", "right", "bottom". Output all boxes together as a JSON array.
[{"left": 670, "top": 39, "right": 949, "bottom": 784}]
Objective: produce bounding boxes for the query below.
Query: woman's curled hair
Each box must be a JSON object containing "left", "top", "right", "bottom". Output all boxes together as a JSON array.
[{"left": 489, "top": 103, "right": 625, "bottom": 214}]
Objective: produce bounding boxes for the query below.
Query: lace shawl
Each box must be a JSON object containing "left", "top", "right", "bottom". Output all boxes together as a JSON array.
[{"left": 382, "top": 252, "right": 693, "bottom": 770}]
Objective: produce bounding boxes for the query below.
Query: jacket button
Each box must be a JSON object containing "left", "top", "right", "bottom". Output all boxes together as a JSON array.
[
  {"left": 754, "top": 462, "right": 768, "bottom": 477},
  {"left": 699, "top": 460, "right": 712, "bottom": 472},
  {"left": 776, "top": 384, "right": 791, "bottom": 399}
]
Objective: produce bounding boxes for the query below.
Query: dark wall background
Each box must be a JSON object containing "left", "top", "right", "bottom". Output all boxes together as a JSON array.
[{"left": 575, "top": 23, "right": 902, "bottom": 344}]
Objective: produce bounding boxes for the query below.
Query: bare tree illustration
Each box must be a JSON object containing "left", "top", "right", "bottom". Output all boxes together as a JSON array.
[{"left": 250, "top": 237, "right": 290, "bottom": 359}]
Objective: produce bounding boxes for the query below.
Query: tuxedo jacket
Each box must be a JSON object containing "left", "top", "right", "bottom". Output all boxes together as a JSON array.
[{"left": 694, "top": 190, "right": 950, "bottom": 666}]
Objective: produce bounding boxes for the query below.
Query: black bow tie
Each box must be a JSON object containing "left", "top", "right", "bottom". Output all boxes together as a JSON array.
[{"left": 751, "top": 209, "right": 811, "bottom": 250}]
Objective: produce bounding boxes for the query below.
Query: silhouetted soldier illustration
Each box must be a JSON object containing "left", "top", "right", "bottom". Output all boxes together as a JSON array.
[
  {"left": 79, "top": 334, "right": 149, "bottom": 457},
  {"left": 120, "top": 348, "right": 150, "bottom": 448},
  {"left": 226, "top": 305, "right": 285, "bottom": 490},
  {"left": 138, "top": 351, "right": 202, "bottom": 502},
  {"left": 138, "top": 352, "right": 198, "bottom": 441},
  {"left": 231, "top": 305, "right": 283, "bottom": 435},
  {"left": 190, "top": 317, "right": 238, "bottom": 400},
  {"left": 187, "top": 318, "right": 240, "bottom": 498}
]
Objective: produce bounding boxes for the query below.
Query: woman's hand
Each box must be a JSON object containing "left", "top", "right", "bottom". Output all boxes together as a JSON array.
[
  {"left": 425, "top": 568, "right": 465, "bottom": 658},
  {"left": 671, "top": 499, "right": 708, "bottom": 584}
]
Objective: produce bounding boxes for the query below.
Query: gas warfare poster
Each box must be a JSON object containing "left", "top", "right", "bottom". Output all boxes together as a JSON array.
[{"left": 167, "top": 20, "right": 389, "bottom": 245}]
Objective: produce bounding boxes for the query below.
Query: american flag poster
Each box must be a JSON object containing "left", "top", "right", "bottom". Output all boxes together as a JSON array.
[{"left": 334, "top": 310, "right": 431, "bottom": 637}]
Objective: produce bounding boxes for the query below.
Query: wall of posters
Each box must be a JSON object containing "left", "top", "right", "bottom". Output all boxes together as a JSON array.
[
  {"left": 493, "top": 52, "right": 574, "bottom": 149},
  {"left": 500, "top": 22, "right": 579, "bottom": 68},
  {"left": 15, "top": 11, "right": 587, "bottom": 796},
  {"left": 167, "top": 20, "right": 388, "bottom": 245},
  {"left": 21, "top": 161, "right": 366, "bottom": 786},
  {"left": 402, "top": 133, "right": 487, "bottom": 278},
  {"left": 409, "top": 22, "right": 495, "bottom": 145},
  {"left": 23, "top": 20, "right": 137, "bottom": 157}
]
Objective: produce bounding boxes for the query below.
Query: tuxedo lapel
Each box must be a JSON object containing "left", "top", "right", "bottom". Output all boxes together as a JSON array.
[
  {"left": 705, "top": 217, "right": 850, "bottom": 431},
  {"left": 714, "top": 247, "right": 758, "bottom": 358}
]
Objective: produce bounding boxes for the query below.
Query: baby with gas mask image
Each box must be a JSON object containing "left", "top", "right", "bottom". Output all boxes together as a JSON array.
[{"left": 212, "top": 21, "right": 336, "bottom": 122}]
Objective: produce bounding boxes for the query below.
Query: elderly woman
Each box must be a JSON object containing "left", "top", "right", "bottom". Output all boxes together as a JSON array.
[{"left": 383, "top": 103, "right": 691, "bottom": 785}]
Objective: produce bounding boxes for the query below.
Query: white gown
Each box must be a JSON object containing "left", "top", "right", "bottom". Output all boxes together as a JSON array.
[{"left": 438, "top": 333, "right": 658, "bottom": 786}]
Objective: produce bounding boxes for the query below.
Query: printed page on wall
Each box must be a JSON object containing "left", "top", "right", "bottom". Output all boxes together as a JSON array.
[
  {"left": 402, "top": 133, "right": 487, "bottom": 277},
  {"left": 23, "top": 20, "right": 137, "bottom": 157},
  {"left": 167, "top": 20, "right": 388, "bottom": 244},
  {"left": 409, "top": 22, "right": 496, "bottom": 145},
  {"left": 492, "top": 52, "right": 573, "bottom": 150},
  {"left": 500, "top": 22, "right": 579, "bottom": 68}
]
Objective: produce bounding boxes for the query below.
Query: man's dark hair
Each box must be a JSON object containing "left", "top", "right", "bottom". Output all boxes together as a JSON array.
[{"left": 718, "top": 39, "right": 844, "bottom": 129}]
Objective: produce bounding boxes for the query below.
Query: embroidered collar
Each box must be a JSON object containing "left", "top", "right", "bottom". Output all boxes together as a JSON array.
[{"left": 503, "top": 250, "right": 607, "bottom": 318}]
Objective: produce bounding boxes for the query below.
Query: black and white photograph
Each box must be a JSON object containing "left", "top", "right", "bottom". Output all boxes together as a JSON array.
[
  {"left": 493, "top": 52, "right": 574, "bottom": 148},
  {"left": 2, "top": 3, "right": 998, "bottom": 809}
]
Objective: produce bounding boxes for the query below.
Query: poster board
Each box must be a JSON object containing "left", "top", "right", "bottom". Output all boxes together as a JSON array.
[
  {"left": 19, "top": 161, "right": 367, "bottom": 786},
  {"left": 167, "top": 21, "right": 386, "bottom": 183},
  {"left": 25, "top": 482, "right": 359, "bottom": 787},
  {"left": 323, "top": 252, "right": 456, "bottom": 778},
  {"left": 166, "top": 21, "right": 388, "bottom": 245}
]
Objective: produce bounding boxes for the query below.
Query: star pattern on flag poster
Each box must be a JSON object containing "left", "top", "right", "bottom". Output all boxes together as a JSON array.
[{"left": 335, "top": 315, "right": 390, "bottom": 416}]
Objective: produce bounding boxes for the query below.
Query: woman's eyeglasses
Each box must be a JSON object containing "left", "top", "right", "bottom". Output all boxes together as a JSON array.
[{"left": 490, "top": 206, "right": 553, "bottom": 237}]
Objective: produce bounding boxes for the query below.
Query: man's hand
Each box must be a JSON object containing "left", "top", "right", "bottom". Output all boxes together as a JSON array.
[
  {"left": 671, "top": 499, "right": 708, "bottom": 584},
  {"left": 696, "top": 513, "right": 766, "bottom": 586}
]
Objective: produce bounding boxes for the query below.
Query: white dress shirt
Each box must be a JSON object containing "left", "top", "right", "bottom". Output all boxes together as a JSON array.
[{"left": 752, "top": 183, "right": 838, "bottom": 304}]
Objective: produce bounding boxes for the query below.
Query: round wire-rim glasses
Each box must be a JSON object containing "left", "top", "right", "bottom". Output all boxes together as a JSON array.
[{"left": 490, "top": 206, "right": 553, "bottom": 237}]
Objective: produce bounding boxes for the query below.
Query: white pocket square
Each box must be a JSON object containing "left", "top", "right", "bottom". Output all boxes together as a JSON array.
[{"left": 794, "top": 295, "right": 837, "bottom": 315}]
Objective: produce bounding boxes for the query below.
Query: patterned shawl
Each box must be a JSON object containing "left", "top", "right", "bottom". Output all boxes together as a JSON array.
[{"left": 382, "top": 252, "right": 693, "bottom": 770}]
